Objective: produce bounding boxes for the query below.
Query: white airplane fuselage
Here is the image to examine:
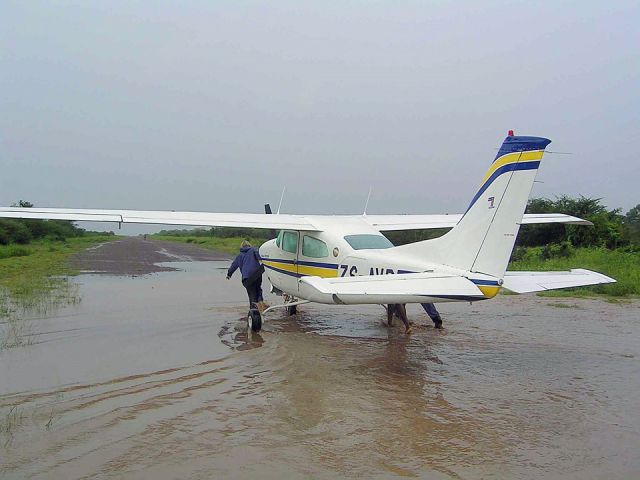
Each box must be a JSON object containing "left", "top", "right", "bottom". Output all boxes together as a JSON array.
[{"left": 259, "top": 216, "right": 501, "bottom": 305}]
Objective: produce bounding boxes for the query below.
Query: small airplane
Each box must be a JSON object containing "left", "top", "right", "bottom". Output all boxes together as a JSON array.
[{"left": 0, "top": 132, "right": 615, "bottom": 331}]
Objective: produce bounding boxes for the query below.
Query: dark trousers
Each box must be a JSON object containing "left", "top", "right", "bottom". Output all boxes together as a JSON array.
[
  {"left": 243, "top": 276, "right": 263, "bottom": 308},
  {"left": 421, "top": 302, "right": 440, "bottom": 320}
]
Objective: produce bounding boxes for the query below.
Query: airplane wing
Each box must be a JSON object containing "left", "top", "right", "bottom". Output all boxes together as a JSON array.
[
  {"left": 0, "top": 207, "right": 319, "bottom": 231},
  {"left": 0, "top": 206, "right": 589, "bottom": 232},
  {"left": 361, "top": 213, "right": 592, "bottom": 231},
  {"left": 300, "top": 272, "right": 485, "bottom": 304},
  {"left": 502, "top": 269, "right": 616, "bottom": 293}
]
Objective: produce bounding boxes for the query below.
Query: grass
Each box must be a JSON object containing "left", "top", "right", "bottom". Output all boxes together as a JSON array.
[
  {"left": 546, "top": 302, "right": 577, "bottom": 308},
  {"left": 1, "top": 405, "right": 24, "bottom": 447},
  {"left": 508, "top": 247, "right": 640, "bottom": 297},
  {"left": 0, "top": 235, "right": 116, "bottom": 350},
  {"left": 0, "top": 236, "right": 115, "bottom": 296},
  {"left": 151, "top": 235, "right": 269, "bottom": 255}
]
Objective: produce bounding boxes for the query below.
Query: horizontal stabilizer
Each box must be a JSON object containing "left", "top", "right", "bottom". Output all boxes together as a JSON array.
[
  {"left": 300, "top": 273, "right": 485, "bottom": 304},
  {"left": 502, "top": 269, "right": 616, "bottom": 293},
  {"left": 519, "top": 213, "right": 592, "bottom": 226}
]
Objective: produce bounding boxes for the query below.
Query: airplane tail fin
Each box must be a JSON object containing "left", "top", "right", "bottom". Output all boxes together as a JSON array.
[{"left": 395, "top": 133, "right": 551, "bottom": 279}]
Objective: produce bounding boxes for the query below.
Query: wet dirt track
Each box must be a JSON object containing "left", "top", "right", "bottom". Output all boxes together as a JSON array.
[{"left": 1, "top": 238, "right": 639, "bottom": 479}]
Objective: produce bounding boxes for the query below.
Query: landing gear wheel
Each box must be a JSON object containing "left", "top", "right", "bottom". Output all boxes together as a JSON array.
[
  {"left": 286, "top": 305, "right": 297, "bottom": 316},
  {"left": 247, "top": 309, "right": 262, "bottom": 332}
]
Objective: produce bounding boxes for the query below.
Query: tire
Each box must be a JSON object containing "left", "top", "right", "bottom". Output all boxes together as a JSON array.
[
  {"left": 286, "top": 305, "right": 297, "bottom": 316},
  {"left": 247, "top": 309, "right": 262, "bottom": 332}
]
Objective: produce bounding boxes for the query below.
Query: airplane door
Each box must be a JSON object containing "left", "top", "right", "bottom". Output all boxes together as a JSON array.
[
  {"left": 295, "top": 233, "right": 338, "bottom": 299},
  {"left": 277, "top": 230, "right": 300, "bottom": 293}
]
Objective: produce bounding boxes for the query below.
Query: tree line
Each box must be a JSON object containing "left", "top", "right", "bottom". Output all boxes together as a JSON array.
[
  {"left": 518, "top": 196, "right": 638, "bottom": 249},
  {"left": 385, "top": 196, "right": 640, "bottom": 251},
  {"left": 157, "top": 226, "right": 273, "bottom": 240}
]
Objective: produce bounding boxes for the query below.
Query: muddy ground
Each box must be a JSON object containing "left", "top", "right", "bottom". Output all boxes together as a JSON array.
[
  {"left": 1, "top": 238, "right": 639, "bottom": 479},
  {"left": 69, "top": 236, "right": 231, "bottom": 274}
]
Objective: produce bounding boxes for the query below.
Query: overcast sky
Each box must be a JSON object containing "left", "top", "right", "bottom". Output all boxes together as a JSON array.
[{"left": 2, "top": 1, "right": 638, "bottom": 234}]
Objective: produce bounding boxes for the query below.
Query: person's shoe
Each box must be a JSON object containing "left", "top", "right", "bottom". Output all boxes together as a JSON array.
[{"left": 433, "top": 315, "right": 443, "bottom": 329}]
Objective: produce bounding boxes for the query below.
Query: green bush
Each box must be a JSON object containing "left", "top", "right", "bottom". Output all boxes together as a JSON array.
[
  {"left": 518, "top": 196, "right": 627, "bottom": 249},
  {"left": 0, "top": 220, "right": 33, "bottom": 245},
  {"left": 541, "top": 241, "right": 573, "bottom": 260}
]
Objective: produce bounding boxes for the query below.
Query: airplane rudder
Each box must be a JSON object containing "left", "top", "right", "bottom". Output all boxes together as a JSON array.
[
  {"left": 465, "top": 134, "right": 551, "bottom": 214},
  {"left": 493, "top": 134, "right": 552, "bottom": 163}
]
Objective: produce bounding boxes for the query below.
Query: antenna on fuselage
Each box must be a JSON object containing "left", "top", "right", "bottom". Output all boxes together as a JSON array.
[
  {"left": 276, "top": 186, "right": 286, "bottom": 214},
  {"left": 363, "top": 186, "right": 373, "bottom": 216}
]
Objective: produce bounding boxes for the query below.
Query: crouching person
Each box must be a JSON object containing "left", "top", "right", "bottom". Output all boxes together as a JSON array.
[{"left": 227, "top": 240, "right": 268, "bottom": 312}]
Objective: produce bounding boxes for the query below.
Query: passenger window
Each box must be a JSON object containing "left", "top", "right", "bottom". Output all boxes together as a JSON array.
[
  {"left": 282, "top": 231, "right": 298, "bottom": 254},
  {"left": 343, "top": 234, "right": 394, "bottom": 250},
  {"left": 276, "top": 230, "right": 283, "bottom": 248},
  {"left": 302, "top": 236, "right": 329, "bottom": 258}
]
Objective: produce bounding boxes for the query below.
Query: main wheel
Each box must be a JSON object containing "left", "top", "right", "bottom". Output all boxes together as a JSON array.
[
  {"left": 247, "top": 309, "right": 262, "bottom": 332},
  {"left": 286, "top": 305, "right": 297, "bottom": 316}
]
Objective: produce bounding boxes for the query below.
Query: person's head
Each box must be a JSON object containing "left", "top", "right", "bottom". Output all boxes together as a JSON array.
[{"left": 241, "top": 240, "right": 251, "bottom": 248}]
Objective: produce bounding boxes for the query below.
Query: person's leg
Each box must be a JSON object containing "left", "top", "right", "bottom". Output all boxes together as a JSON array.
[
  {"left": 245, "top": 279, "right": 259, "bottom": 308},
  {"left": 421, "top": 303, "right": 443, "bottom": 328},
  {"left": 421, "top": 302, "right": 438, "bottom": 318},
  {"left": 244, "top": 285, "right": 253, "bottom": 308},
  {"left": 387, "top": 304, "right": 395, "bottom": 326},
  {"left": 397, "top": 304, "right": 412, "bottom": 334},
  {"left": 256, "top": 276, "right": 264, "bottom": 302}
]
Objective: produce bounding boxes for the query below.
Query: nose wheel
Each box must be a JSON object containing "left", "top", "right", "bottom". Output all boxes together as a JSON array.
[{"left": 247, "top": 308, "right": 263, "bottom": 332}]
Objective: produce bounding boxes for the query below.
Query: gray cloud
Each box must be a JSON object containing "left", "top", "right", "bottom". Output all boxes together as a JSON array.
[{"left": 2, "top": 1, "right": 638, "bottom": 234}]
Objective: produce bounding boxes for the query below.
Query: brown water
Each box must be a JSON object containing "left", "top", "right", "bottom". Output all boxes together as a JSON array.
[{"left": 1, "top": 260, "right": 639, "bottom": 479}]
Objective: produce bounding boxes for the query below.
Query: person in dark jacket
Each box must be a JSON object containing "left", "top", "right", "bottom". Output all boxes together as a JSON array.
[
  {"left": 421, "top": 303, "right": 443, "bottom": 329},
  {"left": 227, "top": 240, "right": 267, "bottom": 311}
]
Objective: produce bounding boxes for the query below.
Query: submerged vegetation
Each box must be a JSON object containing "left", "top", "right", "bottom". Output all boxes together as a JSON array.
[
  {"left": 0, "top": 221, "right": 116, "bottom": 351},
  {"left": 0, "top": 236, "right": 115, "bottom": 350}
]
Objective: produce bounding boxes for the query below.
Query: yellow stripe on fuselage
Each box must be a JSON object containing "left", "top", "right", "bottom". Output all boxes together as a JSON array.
[
  {"left": 481, "top": 150, "right": 544, "bottom": 185},
  {"left": 262, "top": 260, "right": 297, "bottom": 275},
  {"left": 263, "top": 260, "right": 338, "bottom": 278},
  {"left": 297, "top": 265, "right": 338, "bottom": 278}
]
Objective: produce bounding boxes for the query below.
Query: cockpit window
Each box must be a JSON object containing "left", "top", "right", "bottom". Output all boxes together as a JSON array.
[
  {"left": 275, "top": 230, "right": 283, "bottom": 248},
  {"left": 302, "top": 235, "right": 329, "bottom": 258},
  {"left": 282, "top": 231, "right": 298, "bottom": 254},
  {"left": 344, "top": 234, "right": 393, "bottom": 250}
]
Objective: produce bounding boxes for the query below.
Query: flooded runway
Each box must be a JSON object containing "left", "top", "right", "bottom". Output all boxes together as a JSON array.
[{"left": 1, "top": 239, "right": 639, "bottom": 479}]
